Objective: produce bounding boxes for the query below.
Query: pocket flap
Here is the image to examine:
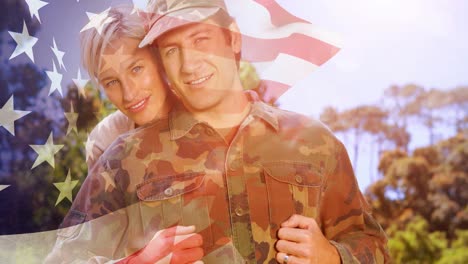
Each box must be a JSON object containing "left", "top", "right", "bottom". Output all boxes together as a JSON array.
[
  {"left": 263, "top": 162, "right": 322, "bottom": 187},
  {"left": 136, "top": 172, "right": 205, "bottom": 201}
]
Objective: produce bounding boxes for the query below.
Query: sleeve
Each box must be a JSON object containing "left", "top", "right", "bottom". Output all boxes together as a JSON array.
[
  {"left": 85, "top": 111, "right": 135, "bottom": 169},
  {"left": 320, "top": 141, "right": 390, "bottom": 264},
  {"left": 44, "top": 152, "right": 131, "bottom": 264}
]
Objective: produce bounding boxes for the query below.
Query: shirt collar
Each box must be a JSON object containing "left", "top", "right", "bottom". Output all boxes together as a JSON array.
[{"left": 169, "top": 92, "right": 279, "bottom": 140}]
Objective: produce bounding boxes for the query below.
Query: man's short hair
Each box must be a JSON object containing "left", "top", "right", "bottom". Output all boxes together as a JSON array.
[{"left": 209, "top": 9, "right": 241, "bottom": 66}]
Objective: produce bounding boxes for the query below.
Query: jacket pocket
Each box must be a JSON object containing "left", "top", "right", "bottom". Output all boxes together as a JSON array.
[
  {"left": 136, "top": 172, "right": 214, "bottom": 248},
  {"left": 263, "top": 161, "right": 323, "bottom": 228}
]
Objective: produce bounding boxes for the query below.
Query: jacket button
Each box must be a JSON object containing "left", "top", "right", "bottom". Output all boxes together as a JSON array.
[
  {"left": 164, "top": 187, "right": 174, "bottom": 197},
  {"left": 235, "top": 207, "right": 245, "bottom": 217},
  {"left": 295, "top": 175, "right": 303, "bottom": 184}
]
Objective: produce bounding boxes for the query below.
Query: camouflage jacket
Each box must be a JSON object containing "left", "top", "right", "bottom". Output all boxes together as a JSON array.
[{"left": 46, "top": 101, "right": 389, "bottom": 263}]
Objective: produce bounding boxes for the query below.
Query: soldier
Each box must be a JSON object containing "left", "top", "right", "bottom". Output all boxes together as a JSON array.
[{"left": 48, "top": 0, "right": 389, "bottom": 263}]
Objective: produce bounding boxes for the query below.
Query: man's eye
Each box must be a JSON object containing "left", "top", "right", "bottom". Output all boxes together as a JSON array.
[
  {"left": 195, "top": 37, "right": 208, "bottom": 45},
  {"left": 166, "top": 47, "right": 177, "bottom": 56}
]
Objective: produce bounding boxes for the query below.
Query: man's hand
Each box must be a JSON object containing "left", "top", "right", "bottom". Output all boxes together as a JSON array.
[
  {"left": 130, "top": 225, "right": 204, "bottom": 264},
  {"left": 275, "top": 215, "right": 340, "bottom": 264}
]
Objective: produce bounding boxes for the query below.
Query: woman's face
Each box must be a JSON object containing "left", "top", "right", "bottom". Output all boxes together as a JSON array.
[{"left": 97, "top": 37, "right": 168, "bottom": 126}]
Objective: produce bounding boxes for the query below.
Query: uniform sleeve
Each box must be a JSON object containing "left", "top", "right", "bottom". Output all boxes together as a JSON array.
[
  {"left": 44, "top": 152, "right": 131, "bottom": 264},
  {"left": 320, "top": 141, "right": 390, "bottom": 263}
]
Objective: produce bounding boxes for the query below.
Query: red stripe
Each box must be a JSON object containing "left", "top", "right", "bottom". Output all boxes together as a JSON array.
[
  {"left": 253, "top": 0, "right": 309, "bottom": 26},
  {"left": 241, "top": 33, "right": 340, "bottom": 66},
  {"left": 256, "top": 80, "right": 290, "bottom": 103}
]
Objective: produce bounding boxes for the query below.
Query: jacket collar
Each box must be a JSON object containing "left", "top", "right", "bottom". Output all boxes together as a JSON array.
[{"left": 169, "top": 92, "right": 279, "bottom": 140}]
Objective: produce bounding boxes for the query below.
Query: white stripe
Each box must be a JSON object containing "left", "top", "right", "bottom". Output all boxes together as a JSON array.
[
  {"left": 252, "top": 53, "right": 319, "bottom": 86},
  {"left": 0, "top": 230, "right": 57, "bottom": 262},
  {"left": 225, "top": 0, "right": 342, "bottom": 47}
]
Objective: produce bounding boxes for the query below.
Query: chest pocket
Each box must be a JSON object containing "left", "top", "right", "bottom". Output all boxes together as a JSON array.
[
  {"left": 135, "top": 172, "right": 214, "bottom": 248},
  {"left": 263, "top": 162, "right": 323, "bottom": 228}
]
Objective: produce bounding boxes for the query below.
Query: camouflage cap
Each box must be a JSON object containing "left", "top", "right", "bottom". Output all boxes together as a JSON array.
[{"left": 139, "top": 0, "right": 228, "bottom": 48}]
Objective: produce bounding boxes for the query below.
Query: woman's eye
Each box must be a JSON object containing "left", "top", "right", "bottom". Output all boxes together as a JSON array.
[
  {"left": 132, "top": 66, "right": 142, "bottom": 73},
  {"left": 106, "top": 80, "right": 118, "bottom": 87}
]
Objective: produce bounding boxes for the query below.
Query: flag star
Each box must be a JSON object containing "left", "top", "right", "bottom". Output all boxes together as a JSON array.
[
  {"left": 30, "top": 132, "right": 64, "bottom": 169},
  {"left": 8, "top": 21, "right": 38, "bottom": 62},
  {"left": 0, "top": 95, "right": 31, "bottom": 136},
  {"left": 25, "top": 0, "right": 48, "bottom": 23},
  {"left": 85, "top": 133, "right": 96, "bottom": 163},
  {"left": 131, "top": 0, "right": 148, "bottom": 14},
  {"left": 51, "top": 37, "right": 67, "bottom": 71},
  {"left": 100, "top": 169, "right": 117, "bottom": 192},
  {"left": 72, "top": 68, "right": 90, "bottom": 98},
  {"left": 64, "top": 103, "right": 79, "bottom": 135},
  {"left": 53, "top": 170, "right": 79, "bottom": 206},
  {"left": 80, "top": 8, "right": 115, "bottom": 35},
  {"left": 0, "top": 185, "right": 10, "bottom": 192},
  {"left": 46, "top": 61, "right": 63, "bottom": 97},
  {"left": 100, "top": 46, "right": 133, "bottom": 74}
]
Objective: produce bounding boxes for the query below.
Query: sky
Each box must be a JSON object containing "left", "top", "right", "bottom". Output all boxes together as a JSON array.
[
  {"left": 5, "top": 0, "right": 468, "bottom": 190},
  {"left": 278, "top": 0, "right": 468, "bottom": 115}
]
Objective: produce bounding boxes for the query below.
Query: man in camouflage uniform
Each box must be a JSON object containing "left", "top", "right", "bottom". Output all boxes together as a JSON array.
[{"left": 47, "top": 0, "right": 389, "bottom": 263}]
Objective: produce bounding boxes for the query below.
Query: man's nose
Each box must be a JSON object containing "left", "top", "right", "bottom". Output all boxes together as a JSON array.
[{"left": 180, "top": 47, "right": 203, "bottom": 75}]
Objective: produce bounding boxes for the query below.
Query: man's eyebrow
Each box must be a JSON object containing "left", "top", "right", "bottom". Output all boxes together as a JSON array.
[
  {"left": 159, "top": 27, "right": 213, "bottom": 48},
  {"left": 188, "top": 27, "right": 213, "bottom": 39}
]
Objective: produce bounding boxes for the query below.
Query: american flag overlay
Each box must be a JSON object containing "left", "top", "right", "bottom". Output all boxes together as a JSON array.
[{"left": 0, "top": 0, "right": 340, "bottom": 262}]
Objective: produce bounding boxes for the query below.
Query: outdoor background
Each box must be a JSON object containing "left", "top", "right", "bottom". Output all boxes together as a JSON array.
[{"left": 0, "top": 0, "right": 467, "bottom": 263}]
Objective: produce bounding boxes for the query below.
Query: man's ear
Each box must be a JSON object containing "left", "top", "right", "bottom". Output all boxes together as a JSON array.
[{"left": 228, "top": 22, "right": 242, "bottom": 54}]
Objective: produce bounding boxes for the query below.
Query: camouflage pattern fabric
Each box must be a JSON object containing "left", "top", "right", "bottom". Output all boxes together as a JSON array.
[{"left": 46, "top": 100, "right": 389, "bottom": 263}]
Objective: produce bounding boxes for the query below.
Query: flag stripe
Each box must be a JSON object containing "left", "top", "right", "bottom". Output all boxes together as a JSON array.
[
  {"left": 226, "top": 0, "right": 341, "bottom": 96},
  {"left": 242, "top": 33, "right": 340, "bottom": 66},
  {"left": 252, "top": 0, "right": 309, "bottom": 26}
]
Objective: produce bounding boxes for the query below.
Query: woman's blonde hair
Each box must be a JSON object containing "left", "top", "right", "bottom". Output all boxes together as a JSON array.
[{"left": 80, "top": 5, "right": 151, "bottom": 87}]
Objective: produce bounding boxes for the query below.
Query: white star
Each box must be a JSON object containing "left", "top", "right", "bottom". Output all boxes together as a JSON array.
[
  {"left": 85, "top": 133, "right": 96, "bottom": 163},
  {"left": 100, "top": 46, "right": 133, "bottom": 74},
  {"left": 100, "top": 169, "right": 117, "bottom": 192},
  {"left": 131, "top": 0, "right": 148, "bottom": 14},
  {"left": 64, "top": 103, "right": 78, "bottom": 135},
  {"left": 30, "top": 132, "right": 64, "bottom": 169},
  {"left": 72, "top": 68, "right": 90, "bottom": 98},
  {"left": 8, "top": 21, "right": 38, "bottom": 62},
  {"left": 80, "top": 8, "right": 115, "bottom": 35},
  {"left": 25, "top": 0, "right": 48, "bottom": 23},
  {"left": 0, "top": 95, "right": 31, "bottom": 136},
  {"left": 46, "top": 61, "right": 63, "bottom": 97},
  {"left": 0, "top": 185, "right": 10, "bottom": 192},
  {"left": 53, "top": 170, "right": 79, "bottom": 206},
  {"left": 51, "top": 37, "right": 66, "bottom": 71}
]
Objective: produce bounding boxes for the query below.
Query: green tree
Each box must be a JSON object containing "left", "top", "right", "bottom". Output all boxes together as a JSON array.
[{"left": 388, "top": 215, "right": 448, "bottom": 264}]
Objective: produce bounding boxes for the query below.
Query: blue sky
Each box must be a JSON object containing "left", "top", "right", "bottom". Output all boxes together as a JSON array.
[
  {"left": 8, "top": 0, "right": 467, "bottom": 190},
  {"left": 278, "top": 0, "right": 468, "bottom": 115}
]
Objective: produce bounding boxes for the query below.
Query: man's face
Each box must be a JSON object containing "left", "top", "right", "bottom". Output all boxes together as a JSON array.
[
  {"left": 98, "top": 37, "right": 168, "bottom": 126},
  {"left": 156, "top": 19, "right": 241, "bottom": 113}
]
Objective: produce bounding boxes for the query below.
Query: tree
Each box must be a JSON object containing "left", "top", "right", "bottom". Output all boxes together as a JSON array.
[
  {"left": 388, "top": 215, "right": 448, "bottom": 264},
  {"left": 366, "top": 133, "right": 468, "bottom": 263}
]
